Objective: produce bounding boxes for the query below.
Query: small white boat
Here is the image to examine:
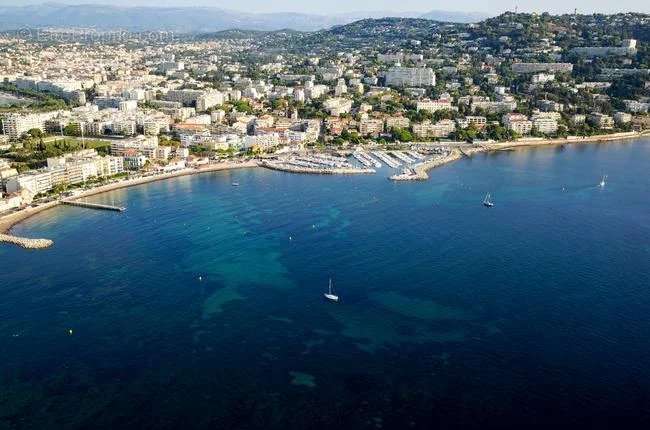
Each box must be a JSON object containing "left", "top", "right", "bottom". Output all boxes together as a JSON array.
[
  {"left": 324, "top": 278, "right": 339, "bottom": 302},
  {"left": 232, "top": 182, "right": 240, "bottom": 187},
  {"left": 483, "top": 193, "right": 494, "bottom": 207},
  {"left": 599, "top": 175, "right": 607, "bottom": 188}
]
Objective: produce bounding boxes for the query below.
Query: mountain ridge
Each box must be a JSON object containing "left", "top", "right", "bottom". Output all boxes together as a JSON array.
[{"left": 0, "top": 3, "right": 490, "bottom": 32}]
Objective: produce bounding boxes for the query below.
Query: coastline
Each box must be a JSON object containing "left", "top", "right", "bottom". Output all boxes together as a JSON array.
[
  {"left": 487, "top": 131, "right": 649, "bottom": 151},
  {"left": 0, "top": 160, "right": 258, "bottom": 236},
  {"left": 1, "top": 131, "right": 648, "bottom": 241}
]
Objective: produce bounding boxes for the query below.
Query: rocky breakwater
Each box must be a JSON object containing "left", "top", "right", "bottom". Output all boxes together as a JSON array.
[{"left": 0, "top": 233, "right": 53, "bottom": 249}]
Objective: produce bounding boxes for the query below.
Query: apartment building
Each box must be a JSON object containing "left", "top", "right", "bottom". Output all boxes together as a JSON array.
[
  {"left": 502, "top": 113, "right": 533, "bottom": 135},
  {"left": 416, "top": 96, "right": 455, "bottom": 113},
  {"left": 571, "top": 39, "right": 637, "bottom": 58},
  {"left": 1, "top": 111, "right": 60, "bottom": 139},
  {"left": 358, "top": 119, "right": 384, "bottom": 137},
  {"left": 511, "top": 63, "right": 573, "bottom": 74},
  {"left": 457, "top": 116, "right": 487, "bottom": 130},
  {"left": 531, "top": 112, "right": 560, "bottom": 134},
  {"left": 588, "top": 113, "right": 615, "bottom": 129},
  {"left": 385, "top": 67, "right": 436, "bottom": 88},
  {"left": 323, "top": 98, "right": 353, "bottom": 116},
  {"left": 412, "top": 119, "right": 456, "bottom": 138},
  {"left": 385, "top": 116, "right": 411, "bottom": 130}
]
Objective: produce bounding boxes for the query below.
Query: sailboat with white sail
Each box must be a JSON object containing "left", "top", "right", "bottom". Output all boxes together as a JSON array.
[
  {"left": 324, "top": 278, "right": 339, "bottom": 302},
  {"left": 483, "top": 193, "right": 494, "bottom": 207},
  {"left": 599, "top": 175, "right": 607, "bottom": 188}
]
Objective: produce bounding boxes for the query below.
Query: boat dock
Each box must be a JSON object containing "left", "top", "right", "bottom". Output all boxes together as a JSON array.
[
  {"left": 352, "top": 151, "right": 382, "bottom": 168},
  {"left": 390, "top": 151, "right": 416, "bottom": 164},
  {"left": 261, "top": 160, "right": 375, "bottom": 175},
  {"left": 62, "top": 200, "right": 125, "bottom": 212},
  {"left": 372, "top": 151, "right": 402, "bottom": 168}
]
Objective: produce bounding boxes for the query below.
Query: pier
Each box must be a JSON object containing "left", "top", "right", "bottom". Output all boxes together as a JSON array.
[
  {"left": 372, "top": 151, "right": 402, "bottom": 168},
  {"left": 390, "top": 151, "right": 416, "bottom": 164},
  {"left": 62, "top": 200, "right": 125, "bottom": 212},
  {"left": 352, "top": 151, "right": 382, "bottom": 168}
]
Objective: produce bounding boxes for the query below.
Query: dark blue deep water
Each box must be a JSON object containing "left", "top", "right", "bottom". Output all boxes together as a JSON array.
[{"left": 2, "top": 140, "right": 650, "bottom": 429}]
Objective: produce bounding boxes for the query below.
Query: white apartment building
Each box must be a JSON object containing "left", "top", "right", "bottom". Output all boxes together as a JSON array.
[
  {"left": 531, "top": 112, "right": 559, "bottom": 134},
  {"left": 196, "top": 91, "right": 226, "bottom": 112},
  {"left": 412, "top": 119, "right": 456, "bottom": 138},
  {"left": 165, "top": 89, "right": 204, "bottom": 106},
  {"left": 64, "top": 160, "right": 99, "bottom": 184},
  {"left": 5, "top": 170, "right": 54, "bottom": 195},
  {"left": 531, "top": 73, "right": 555, "bottom": 84},
  {"left": 588, "top": 113, "right": 615, "bottom": 129},
  {"left": 571, "top": 39, "right": 637, "bottom": 58},
  {"left": 110, "top": 136, "right": 159, "bottom": 157},
  {"left": 124, "top": 154, "right": 147, "bottom": 170},
  {"left": 511, "top": 63, "right": 573, "bottom": 74},
  {"left": 457, "top": 116, "right": 487, "bottom": 129},
  {"left": 385, "top": 67, "right": 436, "bottom": 88},
  {"left": 154, "top": 146, "right": 172, "bottom": 160},
  {"left": 2, "top": 111, "right": 60, "bottom": 139},
  {"left": 385, "top": 116, "right": 411, "bottom": 130},
  {"left": 416, "top": 96, "right": 455, "bottom": 113},
  {"left": 502, "top": 113, "right": 533, "bottom": 135},
  {"left": 358, "top": 119, "right": 384, "bottom": 137},
  {"left": 243, "top": 132, "right": 280, "bottom": 150},
  {"left": 614, "top": 112, "right": 632, "bottom": 124},
  {"left": 323, "top": 98, "right": 353, "bottom": 116}
]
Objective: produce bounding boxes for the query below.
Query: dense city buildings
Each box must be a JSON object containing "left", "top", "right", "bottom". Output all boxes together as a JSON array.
[{"left": 1, "top": 11, "right": 649, "bottom": 210}]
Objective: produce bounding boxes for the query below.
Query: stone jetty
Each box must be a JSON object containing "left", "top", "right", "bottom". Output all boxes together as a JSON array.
[{"left": 0, "top": 233, "right": 53, "bottom": 249}]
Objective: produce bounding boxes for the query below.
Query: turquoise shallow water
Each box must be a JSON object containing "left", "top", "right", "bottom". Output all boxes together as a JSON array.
[{"left": 1, "top": 140, "right": 650, "bottom": 429}]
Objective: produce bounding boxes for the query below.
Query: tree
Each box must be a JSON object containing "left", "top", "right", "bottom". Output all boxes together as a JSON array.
[
  {"left": 391, "top": 128, "right": 413, "bottom": 142},
  {"left": 63, "top": 123, "right": 81, "bottom": 137},
  {"left": 26, "top": 128, "right": 44, "bottom": 139}
]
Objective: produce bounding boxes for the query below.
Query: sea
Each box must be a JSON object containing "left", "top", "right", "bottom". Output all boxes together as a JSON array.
[{"left": 1, "top": 139, "right": 649, "bottom": 429}]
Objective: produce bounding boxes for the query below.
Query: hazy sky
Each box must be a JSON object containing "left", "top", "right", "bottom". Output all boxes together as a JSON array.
[{"left": 9, "top": 0, "right": 650, "bottom": 14}]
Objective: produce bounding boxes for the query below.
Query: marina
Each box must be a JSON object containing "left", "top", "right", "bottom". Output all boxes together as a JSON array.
[
  {"left": 372, "top": 151, "right": 402, "bottom": 169},
  {"left": 390, "top": 151, "right": 416, "bottom": 164},
  {"left": 352, "top": 150, "right": 382, "bottom": 168},
  {"left": 261, "top": 156, "right": 375, "bottom": 175}
]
